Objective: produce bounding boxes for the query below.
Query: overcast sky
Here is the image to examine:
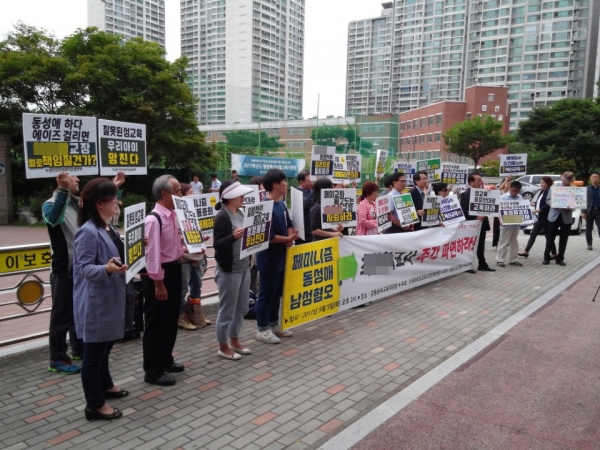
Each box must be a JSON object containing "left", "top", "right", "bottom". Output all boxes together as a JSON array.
[{"left": 0, "top": 0, "right": 383, "bottom": 119}]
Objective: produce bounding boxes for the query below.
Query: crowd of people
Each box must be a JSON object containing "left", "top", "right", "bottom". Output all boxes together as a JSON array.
[{"left": 41, "top": 167, "right": 598, "bottom": 421}]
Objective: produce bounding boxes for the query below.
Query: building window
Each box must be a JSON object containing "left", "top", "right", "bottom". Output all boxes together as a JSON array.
[
  {"left": 488, "top": 93, "right": 495, "bottom": 101},
  {"left": 435, "top": 113, "right": 442, "bottom": 124},
  {"left": 420, "top": 118, "right": 426, "bottom": 128},
  {"left": 434, "top": 132, "right": 441, "bottom": 142},
  {"left": 427, "top": 133, "right": 433, "bottom": 143},
  {"left": 427, "top": 116, "right": 434, "bottom": 126},
  {"left": 413, "top": 119, "right": 418, "bottom": 129}
]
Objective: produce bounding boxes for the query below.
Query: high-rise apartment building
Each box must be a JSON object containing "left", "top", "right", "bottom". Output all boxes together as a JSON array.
[
  {"left": 181, "top": 0, "right": 305, "bottom": 125},
  {"left": 346, "top": 0, "right": 600, "bottom": 131},
  {"left": 88, "top": 0, "right": 166, "bottom": 48}
]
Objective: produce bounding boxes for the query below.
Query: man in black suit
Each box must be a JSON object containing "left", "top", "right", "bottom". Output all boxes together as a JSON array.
[
  {"left": 460, "top": 173, "right": 496, "bottom": 273},
  {"left": 410, "top": 171, "right": 429, "bottom": 231}
]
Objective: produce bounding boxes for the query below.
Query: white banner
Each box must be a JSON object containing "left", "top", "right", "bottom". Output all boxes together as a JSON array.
[
  {"left": 321, "top": 188, "right": 357, "bottom": 229},
  {"left": 123, "top": 202, "right": 146, "bottom": 283},
  {"left": 499, "top": 154, "right": 527, "bottom": 176},
  {"left": 240, "top": 201, "right": 274, "bottom": 259},
  {"left": 291, "top": 187, "right": 306, "bottom": 241},
  {"left": 468, "top": 188, "right": 501, "bottom": 217},
  {"left": 337, "top": 221, "right": 482, "bottom": 310},
  {"left": 173, "top": 196, "right": 206, "bottom": 253},
  {"left": 376, "top": 195, "right": 392, "bottom": 233},
  {"left": 549, "top": 186, "right": 587, "bottom": 209}
]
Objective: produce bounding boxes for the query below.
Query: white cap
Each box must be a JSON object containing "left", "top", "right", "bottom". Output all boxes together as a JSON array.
[{"left": 222, "top": 181, "right": 254, "bottom": 199}]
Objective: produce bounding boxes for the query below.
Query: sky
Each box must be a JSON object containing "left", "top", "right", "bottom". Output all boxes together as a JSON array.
[{"left": 0, "top": 0, "right": 383, "bottom": 119}]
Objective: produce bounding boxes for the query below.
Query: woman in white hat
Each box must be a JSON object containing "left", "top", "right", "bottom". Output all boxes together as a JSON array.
[{"left": 213, "top": 180, "right": 254, "bottom": 360}]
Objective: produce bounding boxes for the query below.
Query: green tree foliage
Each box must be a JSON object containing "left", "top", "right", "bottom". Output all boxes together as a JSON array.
[
  {"left": 443, "top": 115, "right": 512, "bottom": 169},
  {"left": 480, "top": 160, "right": 500, "bottom": 177},
  {"left": 224, "top": 130, "right": 283, "bottom": 149},
  {"left": 516, "top": 99, "right": 600, "bottom": 180},
  {"left": 310, "top": 124, "right": 373, "bottom": 153},
  {"left": 0, "top": 24, "right": 215, "bottom": 173},
  {"left": 508, "top": 141, "right": 573, "bottom": 175}
]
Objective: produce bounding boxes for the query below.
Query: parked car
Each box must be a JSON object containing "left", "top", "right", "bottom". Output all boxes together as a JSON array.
[
  {"left": 516, "top": 174, "right": 561, "bottom": 186},
  {"left": 523, "top": 187, "right": 586, "bottom": 235}
]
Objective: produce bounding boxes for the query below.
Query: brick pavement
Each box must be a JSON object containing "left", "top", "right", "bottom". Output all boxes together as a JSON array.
[{"left": 0, "top": 230, "right": 597, "bottom": 449}]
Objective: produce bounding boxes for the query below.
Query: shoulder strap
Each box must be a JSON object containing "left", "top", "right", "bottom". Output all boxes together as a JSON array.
[{"left": 148, "top": 211, "right": 162, "bottom": 235}]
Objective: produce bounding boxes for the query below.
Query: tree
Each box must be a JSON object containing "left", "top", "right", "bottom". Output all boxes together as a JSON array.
[
  {"left": 223, "top": 130, "right": 283, "bottom": 149},
  {"left": 310, "top": 124, "right": 373, "bottom": 153},
  {"left": 516, "top": 99, "right": 600, "bottom": 180},
  {"left": 443, "top": 115, "right": 512, "bottom": 169},
  {"left": 0, "top": 24, "right": 215, "bottom": 173}
]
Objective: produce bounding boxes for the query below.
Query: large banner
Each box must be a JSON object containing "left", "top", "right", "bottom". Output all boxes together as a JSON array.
[
  {"left": 333, "top": 154, "right": 362, "bottom": 183},
  {"left": 440, "top": 163, "right": 469, "bottom": 188},
  {"left": 321, "top": 188, "right": 357, "bottom": 229},
  {"left": 240, "top": 201, "right": 273, "bottom": 259},
  {"left": 469, "top": 188, "right": 501, "bottom": 217},
  {"left": 416, "top": 158, "right": 441, "bottom": 183},
  {"left": 124, "top": 202, "right": 146, "bottom": 283},
  {"left": 231, "top": 153, "right": 305, "bottom": 177},
  {"left": 188, "top": 193, "right": 219, "bottom": 239},
  {"left": 549, "top": 186, "right": 587, "bottom": 209},
  {"left": 281, "top": 221, "right": 482, "bottom": 329},
  {"left": 499, "top": 154, "right": 527, "bottom": 176},
  {"left": 291, "top": 187, "right": 306, "bottom": 241},
  {"left": 98, "top": 119, "right": 147, "bottom": 176},
  {"left": 310, "top": 145, "right": 335, "bottom": 180},
  {"left": 173, "top": 196, "right": 206, "bottom": 253},
  {"left": 22, "top": 113, "right": 98, "bottom": 179}
]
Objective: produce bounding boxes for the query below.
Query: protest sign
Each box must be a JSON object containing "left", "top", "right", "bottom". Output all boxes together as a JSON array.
[
  {"left": 375, "top": 149, "right": 388, "bottom": 179},
  {"left": 499, "top": 198, "right": 534, "bottom": 225},
  {"left": 440, "top": 163, "right": 469, "bottom": 188},
  {"left": 310, "top": 145, "right": 335, "bottom": 180},
  {"left": 376, "top": 195, "right": 392, "bottom": 233},
  {"left": 280, "top": 221, "right": 482, "bottom": 329},
  {"left": 173, "top": 196, "right": 206, "bottom": 253},
  {"left": 98, "top": 119, "right": 147, "bottom": 175},
  {"left": 22, "top": 113, "right": 98, "bottom": 179},
  {"left": 321, "top": 188, "right": 357, "bottom": 229},
  {"left": 242, "top": 185, "right": 261, "bottom": 208},
  {"left": 188, "top": 193, "right": 219, "bottom": 238},
  {"left": 231, "top": 154, "right": 305, "bottom": 177},
  {"left": 422, "top": 195, "right": 441, "bottom": 227},
  {"left": 333, "top": 154, "right": 362, "bottom": 182},
  {"left": 124, "top": 203, "right": 146, "bottom": 283},
  {"left": 291, "top": 187, "right": 306, "bottom": 241},
  {"left": 392, "top": 193, "right": 419, "bottom": 227},
  {"left": 499, "top": 154, "right": 527, "bottom": 176},
  {"left": 468, "top": 188, "right": 501, "bottom": 217},
  {"left": 439, "top": 196, "right": 465, "bottom": 226},
  {"left": 240, "top": 201, "right": 273, "bottom": 259},
  {"left": 394, "top": 162, "right": 415, "bottom": 188},
  {"left": 549, "top": 186, "right": 587, "bottom": 209},
  {"left": 416, "top": 158, "right": 441, "bottom": 182}
]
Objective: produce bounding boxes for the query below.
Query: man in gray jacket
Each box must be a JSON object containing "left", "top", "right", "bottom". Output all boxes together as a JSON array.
[
  {"left": 581, "top": 171, "right": 600, "bottom": 250},
  {"left": 543, "top": 171, "right": 575, "bottom": 266}
]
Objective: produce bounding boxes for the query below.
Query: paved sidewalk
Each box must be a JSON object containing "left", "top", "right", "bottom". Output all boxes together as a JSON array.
[
  {"left": 349, "top": 264, "right": 600, "bottom": 450},
  {"left": 0, "top": 231, "right": 597, "bottom": 450}
]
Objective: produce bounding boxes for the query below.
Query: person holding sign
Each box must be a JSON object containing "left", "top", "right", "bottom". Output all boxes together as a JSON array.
[
  {"left": 519, "top": 176, "right": 556, "bottom": 258},
  {"left": 543, "top": 171, "right": 575, "bottom": 266},
  {"left": 310, "top": 178, "right": 345, "bottom": 240},
  {"left": 410, "top": 171, "right": 429, "bottom": 230},
  {"left": 356, "top": 181, "right": 379, "bottom": 236},
  {"left": 213, "top": 181, "right": 255, "bottom": 360},
  {"left": 385, "top": 172, "right": 412, "bottom": 233},
  {"left": 256, "top": 169, "right": 298, "bottom": 344},
  {"left": 73, "top": 178, "right": 129, "bottom": 421},
  {"left": 582, "top": 171, "right": 600, "bottom": 251},
  {"left": 495, "top": 181, "right": 524, "bottom": 267}
]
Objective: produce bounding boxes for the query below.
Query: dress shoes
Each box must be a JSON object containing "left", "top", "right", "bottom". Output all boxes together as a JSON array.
[
  {"left": 556, "top": 261, "right": 566, "bottom": 266},
  {"left": 144, "top": 373, "right": 176, "bottom": 386},
  {"left": 478, "top": 266, "right": 496, "bottom": 272},
  {"left": 466, "top": 269, "right": 476, "bottom": 274},
  {"left": 165, "top": 363, "right": 185, "bottom": 373},
  {"left": 542, "top": 260, "right": 550, "bottom": 265},
  {"left": 85, "top": 407, "right": 123, "bottom": 421},
  {"left": 104, "top": 389, "right": 129, "bottom": 399}
]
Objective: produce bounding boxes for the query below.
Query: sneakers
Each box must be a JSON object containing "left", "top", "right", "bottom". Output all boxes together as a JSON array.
[
  {"left": 256, "top": 329, "right": 281, "bottom": 344},
  {"left": 178, "top": 314, "right": 197, "bottom": 331},
  {"left": 70, "top": 354, "right": 82, "bottom": 361},
  {"left": 49, "top": 360, "right": 81, "bottom": 375},
  {"left": 496, "top": 262, "right": 505, "bottom": 267},
  {"left": 272, "top": 325, "right": 293, "bottom": 338},
  {"left": 588, "top": 246, "right": 593, "bottom": 250},
  {"left": 508, "top": 261, "right": 523, "bottom": 266}
]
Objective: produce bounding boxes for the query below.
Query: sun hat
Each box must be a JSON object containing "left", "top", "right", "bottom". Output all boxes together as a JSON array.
[{"left": 222, "top": 181, "right": 254, "bottom": 199}]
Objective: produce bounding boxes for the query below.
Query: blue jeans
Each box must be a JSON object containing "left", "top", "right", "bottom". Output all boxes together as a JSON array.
[
  {"left": 180, "top": 261, "right": 203, "bottom": 314},
  {"left": 81, "top": 341, "right": 114, "bottom": 410},
  {"left": 256, "top": 270, "right": 284, "bottom": 331}
]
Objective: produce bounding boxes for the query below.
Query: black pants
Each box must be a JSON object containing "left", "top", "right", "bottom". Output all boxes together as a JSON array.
[
  {"left": 142, "top": 263, "right": 182, "bottom": 378},
  {"left": 524, "top": 218, "right": 556, "bottom": 255},
  {"left": 585, "top": 209, "right": 600, "bottom": 246},
  {"left": 81, "top": 341, "right": 114, "bottom": 410},
  {"left": 476, "top": 224, "right": 490, "bottom": 269},
  {"left": 545, "top": 216, "right": 570, "bottom": 262},
  {"left": 49, "top": 272, "right": 84, "bottom": 361}
]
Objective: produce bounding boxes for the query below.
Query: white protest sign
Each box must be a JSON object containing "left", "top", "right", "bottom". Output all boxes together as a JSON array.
[
  {"left": 392, "top": 193, "right": 419, "bottom": 227},
  {"left": 22, "top": 113, "right": 98, "bottom": 179},
  {"left": 291, "top": 187, "right": 306, "bottom": 241},
  {"left": 416, "top": 158, "right": 441, "bottom": 183},
  {"left": 321, "top": 188, "right": 357, "bottom": 229},
  {"left": 499, "top": 198, "right": 534, "bottom": 225},
  {"left": 499, "top": 154, "right": 527, "bottom": 176},
  {"left": 310, "top": 145, "right": 335, "bottom": 180},
  {"left": 242, "top": 185, "right": 261, "bottom": 208},
  {"left": 376, "top": 195, "right": 392, "bottom": 233},
  {"left": 422, "top": 195, "right": 441, "bottom": 227},
  {"left": 549, "top": 186, "right": 587, "bottom": 209},
  {"left": 172, "top": 196, "right": 206, "bottom": 253},
  {"left": 333, "top": 154, "right": 362, "bottom": 182},
  {"left": 240, "top": 201, "right": 274, "bottom": 259},
  {"left": 468, "top": 188, "right": 501, "bottom": 217},
  {"left": 439, "top": 196, "right": 466, "bottom": 226},
  {"left": 440, "top": 163, "right": 469, "bottom": 188},
  {"left": 187, "top": 193, "right": 219, "bottom": 239},
  {"left": 123, "top": 202, "right": 146, "bottom": 283},
  {"left": 98, "top": 119, "right": 147, "bottom": 176},
  {"left": 375, "top": 149, "right": 388, "bottom": 179},
  {"left": 394, "top": 162, "right": 415, "bottom": 188}
]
